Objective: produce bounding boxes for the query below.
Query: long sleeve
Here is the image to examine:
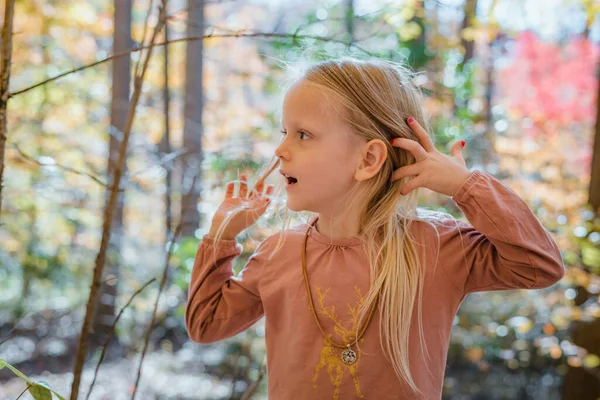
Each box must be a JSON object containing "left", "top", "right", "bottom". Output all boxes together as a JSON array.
[
  {"left": 185, "top": 234, "right": 266, "bottom": 344},
  {"left": 438, "top": 169, "right": 565, "bottom": 296}
]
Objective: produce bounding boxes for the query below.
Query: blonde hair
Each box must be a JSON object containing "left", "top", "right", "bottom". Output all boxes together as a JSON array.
[{"left": 212, "top": 56, "right": 449, "bottom": 396}]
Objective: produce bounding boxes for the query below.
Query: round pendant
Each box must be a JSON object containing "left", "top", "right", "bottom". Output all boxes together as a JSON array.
[{"left": 341, "top": 346, "right": 357, "bottom": 364}]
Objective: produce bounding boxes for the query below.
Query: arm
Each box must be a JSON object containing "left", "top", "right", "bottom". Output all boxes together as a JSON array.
[
  {"left": 438, "top": 170, "right": 565, "bottom": 296},
  {"left": 185, "top": 234, "right": 267, "bottom": 344}
]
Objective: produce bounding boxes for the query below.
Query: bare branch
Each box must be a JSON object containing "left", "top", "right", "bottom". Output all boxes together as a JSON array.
[
  {"left": 241, "top": 353, "right": 268, "bottom": 400},
  {"left": 15, "top": 383, "right": 32, "bottom": 400},
  {"left": 137, "top": 0, "right": 157, "bottom": 78},
  {"left": 130, "top": 217, "right": 184, "bottom": 399},
  {"left": 69, "top": 3, "right": 167, "bottom": 399},
  {"left": 9, "top": 142, "right": 188, "bottom": 191},
  {"left": 10, "top": 143, "right": 112, "bottom": 188},
  {"left": 84, "top": 277, "right": 157, "bottom": 400},
  {"left": 127, "top": 148, "right": 189, "bottom": 178},
  {"left": 10, "top": 31, "right": 375, "bottom": 98},
  {"left": 0, "top": 305, "right": 81, "bottom": 349}
]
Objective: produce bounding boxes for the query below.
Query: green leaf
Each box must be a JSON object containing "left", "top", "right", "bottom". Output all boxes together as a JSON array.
[
  {"left": 50, "top": 390, "right": 67, "bottom": 400},
  {"left": 49, "top": 388, "right": 67, "bottom": 400},
  {"left": 2, "top": 359, "right": 30, "bottom": 382},
  {"left": 29, "top": 384, "right": 52, "bottom": 400},
  {"left": 0, "top": 361, "right": 65, "bottom": 399},
  {"left": 582, "top": 245, "right": 600, "bottom": 269}
]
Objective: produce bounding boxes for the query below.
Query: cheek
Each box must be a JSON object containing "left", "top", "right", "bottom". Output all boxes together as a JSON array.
[{"left": 308, "top": 154, "right": 355, "bottom": 189}]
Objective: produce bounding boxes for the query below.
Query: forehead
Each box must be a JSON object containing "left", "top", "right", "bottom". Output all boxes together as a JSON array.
[{"left": 281, "top": 80, "right": 340, "bottom": 125}]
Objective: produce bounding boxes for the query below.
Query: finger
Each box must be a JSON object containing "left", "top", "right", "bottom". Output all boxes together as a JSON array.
[
  {"left": 239, "top": 175, "right": 248, "bottom": 198},
  {"left": 249, "top": 197, "right": 270, "bottom": 218},
  {"left": 406, "top": 117, "right": 435, "bottom": 153},
  {"left": 256, "top": 186, "right": 274, "bottom": 207},
  {"left": 450, "top": 140, "right": 466, "bottom": 158},
  {"left": 250, "top": 180, "right": 265, "bottom": 198},
  {"left": 390, "top": 138, "right": 428, "bottom": 162},
  {"left": 225, "top": 181, "right": 235, "bottom": 198},
  {"left": 400, "top": 176, "right": 423, "bottom": 196},
  {"left": 390, "top": 164, "right": 420, "bottom": 183}
]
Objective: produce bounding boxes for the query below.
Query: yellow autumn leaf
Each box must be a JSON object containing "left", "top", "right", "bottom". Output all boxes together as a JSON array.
[
  {"left": 516, "top": 319, "right": 533, "bottom": 334},
  {"left": 398, "top": 22, "right": 422, "bottom": 41},
  {"left": 568, "top": 356, "right": 582, "bottom": 367},
  {"left": 461, "top": 27, "right": 477, "bottom": 42},
  {"left": 583, "top": 354, "right": 600, "bottom": 368},
  {"left": 466, "top": 347, "right": 484, "bottom": 362},
  {"left": 399, "top": 7, "right": 415, "bottom": 21}
]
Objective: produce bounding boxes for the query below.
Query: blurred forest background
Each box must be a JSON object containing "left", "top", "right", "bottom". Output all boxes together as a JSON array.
[{"left": 0, "top": 0, "right": 599, "bottom": 399}]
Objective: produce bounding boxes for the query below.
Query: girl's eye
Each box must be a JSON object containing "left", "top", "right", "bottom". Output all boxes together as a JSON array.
[
  {"left": 298, "top": 131, "right": 309, "bottom": 140},
  {"left": 280, "top": 130, "right": 310, "bottom": 140}
]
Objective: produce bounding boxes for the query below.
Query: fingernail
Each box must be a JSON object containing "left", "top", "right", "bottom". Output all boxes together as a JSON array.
[
  {"left": 461, "top": 140, "right": 466, "bottom": 147},
  {"left": 407, "top": 117, "right": 414, "bottom": 123}
]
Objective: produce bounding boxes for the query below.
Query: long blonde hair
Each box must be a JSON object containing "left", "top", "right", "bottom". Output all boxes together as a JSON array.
[{"left": 213, "top": 56, "right": 446, "bottom": 395}]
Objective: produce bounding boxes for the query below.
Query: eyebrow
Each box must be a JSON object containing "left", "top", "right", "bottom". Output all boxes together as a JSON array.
[
  {"left": 279, "top": 125, "right": 317, "bottom": 136},
  {"left": 280, "top": 120, "right": 316, "bottom": 129}
]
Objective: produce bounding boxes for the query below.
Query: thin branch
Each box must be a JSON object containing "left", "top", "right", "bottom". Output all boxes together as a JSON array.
[
  {"left": 9, "top": 143, "right": 188, "bottom": 190},
  {"left": 137, "top": 0, "right": 156, "bottom": 78},
  {"left": 9, "top": 31, "right": 375, "bottom": 98},
  {"left": 228, "top": 351, "right": 243, "bottom": 400},
  {"left": 10, "top": 143, "right": 112, "bottom": 188},
  {"left": 127, "top": 148, "right": 189, "bottom": 179},
  {"left": 101, "top": 275, "right": 119, "bottom": 286},
  {"left": 0, "top": 306, "right": 79, "bottom": 349},
  {"left": 84, "top": 277, "right": 157, "bottom": 400},
  {"left": 69, "top": 4, "right": 167, "bottom": 400},
  {"left": 15, "top": 383, "right": 32, "bottom": 400},
  {"left": 130, "top": 184, "right": 187, "bottom": 399},
  {"left": 241, "top": 353, "right": 268, "bottom": 400}
]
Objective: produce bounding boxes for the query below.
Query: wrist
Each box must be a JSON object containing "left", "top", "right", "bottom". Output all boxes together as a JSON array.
[
  {"left": 451, "top": 170, "right": 473, "bottom": 197},
  {"left": 207, "top": 228, "right": 237, "bottom": 241}
]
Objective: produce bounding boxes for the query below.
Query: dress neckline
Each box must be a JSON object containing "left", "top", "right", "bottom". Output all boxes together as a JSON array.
[{"left": 306, "top": 215, "right": 363, "bottom": 247}]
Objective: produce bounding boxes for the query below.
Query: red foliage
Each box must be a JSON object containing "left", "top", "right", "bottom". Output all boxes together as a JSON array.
[{"left": 498, "top": 31, "right": 599, "bottom": 130}]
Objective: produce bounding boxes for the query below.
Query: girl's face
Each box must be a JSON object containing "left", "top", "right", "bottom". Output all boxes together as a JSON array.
[{"left": 275, "top": 79, "right": 364, "bottom": 214}]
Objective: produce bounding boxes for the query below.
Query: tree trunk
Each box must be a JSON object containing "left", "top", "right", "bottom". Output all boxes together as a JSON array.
[
  {"left": 588, "top": 61, "right": 600, "bottom": 213},
  {"left": 345, "top": 0, "right": 355, "bottom": 46},
  {"left": 90, "top": 0, "right": 132, "bottom": 349},
  {"left": 161, "top": 0, "right": 173, "bottom": 239},
  {"left": 180, "top": 0, "right": 205, "bottom": 237},
  {"left": 562, "top": 27, "right": 600, "bottom": 400},
  {"left": 480, "top": 43, "right": 495, "bottom": 168},
  {"left": 0, "top": 0, "right": 16, "bottom": 222},
  {"left": 460, "top": 0, "right": 477, "bottom": 66},
  {"left": 453, "top": 0, "right": 477, "bottom": 116},
  {"left": 561, "top": 304, "right": 600, "bottom": 399}
]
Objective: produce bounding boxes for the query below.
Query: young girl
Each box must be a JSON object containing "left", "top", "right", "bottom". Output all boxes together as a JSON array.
[{"left": 185, "top": 57, "right": 564, "bottom": 399}]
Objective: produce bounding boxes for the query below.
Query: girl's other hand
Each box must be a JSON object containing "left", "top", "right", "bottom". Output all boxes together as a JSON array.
[
  {"left": 390, "top": 117, "right": 472, "bottom": 197},
  {"left": 208, "top": 174, "right": 275, "bottom": 240}
]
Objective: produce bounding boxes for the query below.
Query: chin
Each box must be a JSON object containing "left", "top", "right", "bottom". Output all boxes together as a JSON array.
[
  {"left": 285, "top": 199, "right": 312, "bottom": 213},
  {"left": 286, "top": 203, "right": 304, "bottom": 212}
]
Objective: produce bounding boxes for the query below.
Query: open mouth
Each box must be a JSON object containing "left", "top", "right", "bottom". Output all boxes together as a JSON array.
[{"left": 280, "top": 170, "right": 299, "bottom": 187}]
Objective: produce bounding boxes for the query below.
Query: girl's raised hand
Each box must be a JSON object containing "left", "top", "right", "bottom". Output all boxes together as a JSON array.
[
  {"left": 390, "top": 117, "right": 472, "bottom": 197},
  {"left": 209, "top": 174, "right": 275, "bottom": 240}
]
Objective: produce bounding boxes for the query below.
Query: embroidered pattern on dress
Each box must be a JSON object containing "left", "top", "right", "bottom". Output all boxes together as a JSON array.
[{"left": 311, "top": 285, "right": 367, "bottom": 399}]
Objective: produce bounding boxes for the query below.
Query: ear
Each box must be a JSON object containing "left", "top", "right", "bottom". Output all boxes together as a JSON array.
[{"left": 354, "top": 139, "right": 388, "bottom": 181}]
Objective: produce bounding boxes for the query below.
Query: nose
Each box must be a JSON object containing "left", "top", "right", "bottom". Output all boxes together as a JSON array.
[{"left": 275, "top": 139, "right": 290, "bottom": 161}]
